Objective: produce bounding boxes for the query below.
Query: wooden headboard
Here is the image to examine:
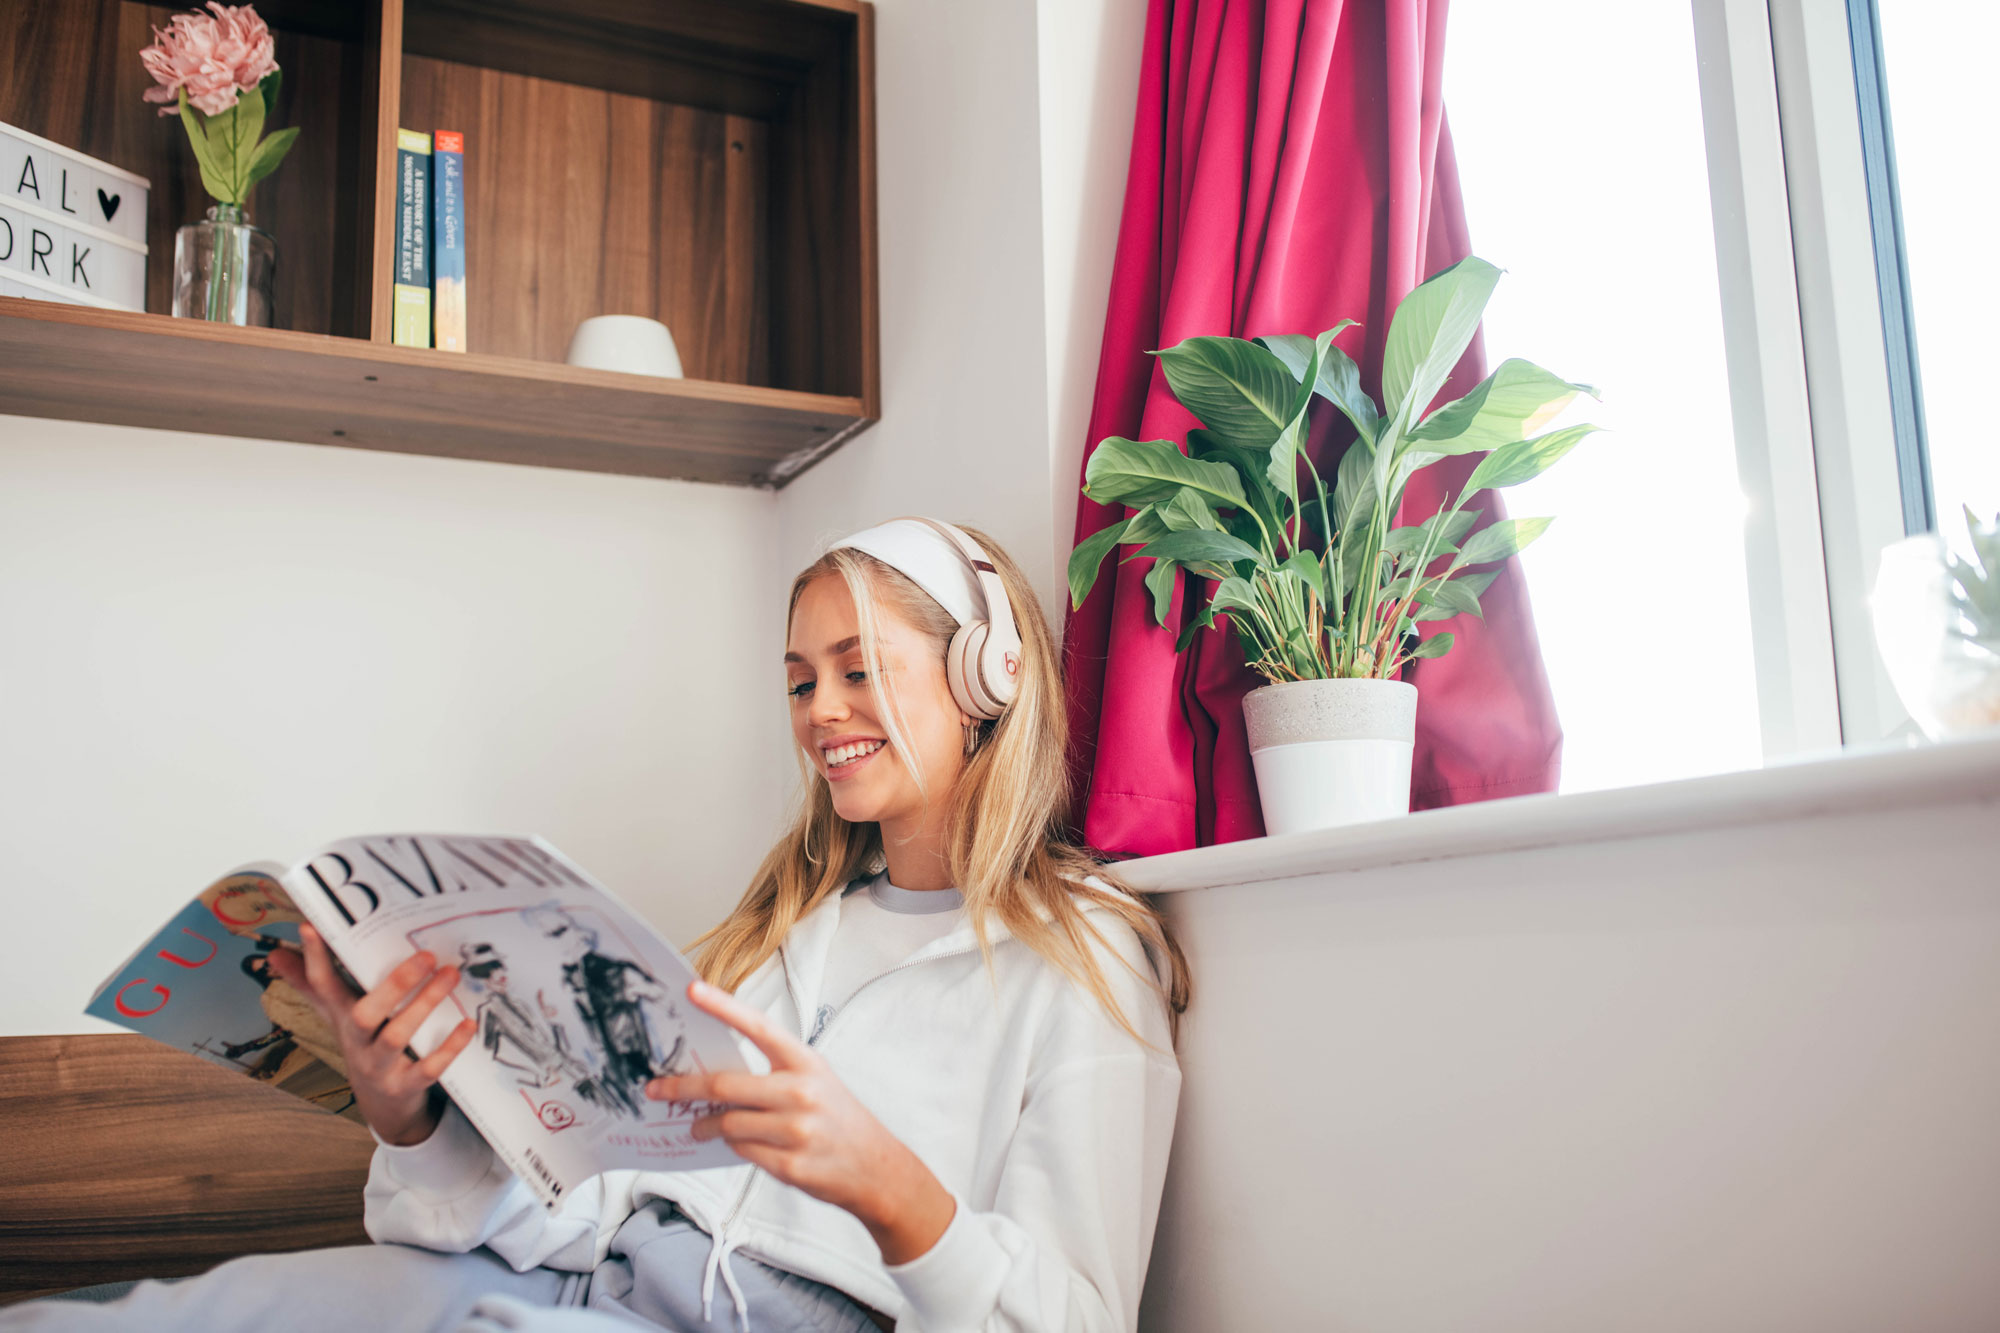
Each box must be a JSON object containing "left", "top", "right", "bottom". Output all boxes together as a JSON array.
[{"left": 0, "top": 1034, "right": 375, "bottom": 1306}]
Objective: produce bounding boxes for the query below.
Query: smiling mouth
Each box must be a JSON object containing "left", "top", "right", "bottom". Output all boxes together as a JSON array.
[{"left": 824, "top": 739, "right": 886, "bottom": 770}]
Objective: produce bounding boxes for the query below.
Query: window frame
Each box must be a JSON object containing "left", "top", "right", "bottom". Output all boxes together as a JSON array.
[{"left": 1689, "top": 0, "right": 1926, "bottom": 756}]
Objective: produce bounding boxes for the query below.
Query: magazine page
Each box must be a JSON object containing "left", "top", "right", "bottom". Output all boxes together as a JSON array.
[
  {"left": 85, "top": 867, "right": 362, "bottom": 1124},
  {"left": 282, "top": 833, "right": 745, "bottom": 1208}
]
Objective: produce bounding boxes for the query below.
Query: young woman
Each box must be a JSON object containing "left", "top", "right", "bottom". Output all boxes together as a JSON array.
[{"left": 10, "top": 518, "right": 1189, "bottom": 1333}]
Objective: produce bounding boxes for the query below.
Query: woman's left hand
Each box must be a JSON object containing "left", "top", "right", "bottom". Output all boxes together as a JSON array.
[{"left": 647, "top": 980, "right": 957, "bottom": 1265}]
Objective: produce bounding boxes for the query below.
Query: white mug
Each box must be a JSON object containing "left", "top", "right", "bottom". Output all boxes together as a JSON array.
[{"left": 564, "top": 315, "right": 683, "bottom": 378}]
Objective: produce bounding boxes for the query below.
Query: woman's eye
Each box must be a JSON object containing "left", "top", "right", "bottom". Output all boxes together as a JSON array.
[
  {"left": 788, "top": 681, "right": 814, "bottom": 698},
  {"left": 846, "top": 671, "right": 867, "bottom": 685}
]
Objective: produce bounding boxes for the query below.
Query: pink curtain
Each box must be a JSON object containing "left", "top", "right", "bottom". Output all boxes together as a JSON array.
[{"left": 1064, "top": 0, "right": 1562, "bottom": 856}]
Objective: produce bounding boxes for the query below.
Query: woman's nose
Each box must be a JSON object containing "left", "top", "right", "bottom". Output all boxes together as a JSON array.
[{"left": 810, "top": 681, "right": 851, "bottom": 726}]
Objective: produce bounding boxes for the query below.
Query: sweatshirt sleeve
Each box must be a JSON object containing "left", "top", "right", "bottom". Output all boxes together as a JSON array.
[
  {"left": 886, "top": 977, "right": 1183, "bottom": 1331},
  {"left": 361, "top": 1101, "right": 622, "bottom": 1273}
]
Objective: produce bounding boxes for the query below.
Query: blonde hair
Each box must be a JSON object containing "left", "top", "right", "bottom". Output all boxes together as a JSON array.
[{"left": 689, "top": 524, "right": 1192, "bottom": 1044}]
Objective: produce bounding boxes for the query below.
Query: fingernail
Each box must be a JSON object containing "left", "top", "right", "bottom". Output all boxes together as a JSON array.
[{"left": 690, "top": 980, "right": 715, "bottom": 998}]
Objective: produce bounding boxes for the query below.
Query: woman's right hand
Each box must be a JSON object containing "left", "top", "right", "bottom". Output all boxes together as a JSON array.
[{"left": 266, "top": 923, "right": 478, "bottom": 1147}]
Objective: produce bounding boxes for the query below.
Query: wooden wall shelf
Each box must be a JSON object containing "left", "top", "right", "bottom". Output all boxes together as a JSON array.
[
  {"left": 0, "top": 297, "right": 867, "bottom": 486},
  {"left": 0, "top": 0, "right": 878, "bottom": 488}
]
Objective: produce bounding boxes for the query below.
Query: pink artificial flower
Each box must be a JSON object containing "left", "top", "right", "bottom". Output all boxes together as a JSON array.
[{"left": 140, "top": 3, "right": 278, "bottom": 118}]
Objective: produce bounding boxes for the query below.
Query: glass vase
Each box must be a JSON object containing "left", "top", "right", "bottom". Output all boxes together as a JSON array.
[
  {"left": 1871, "top": 534, "right": 2000, "bottom": 738},
  {"left": 171, "top": 203, "right": 275, "bottom": 326}
]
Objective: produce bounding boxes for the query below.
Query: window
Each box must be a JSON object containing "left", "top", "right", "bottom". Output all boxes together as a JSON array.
[
  {"left": 1871, "top": 0, "right": 2000, "bottom": 535},
  {"left": 1446, "top": 3, "right": 1763, "bottom": 792},
  {"left": 1442, "top": 0, "right": 1990, "bottom": 791}
]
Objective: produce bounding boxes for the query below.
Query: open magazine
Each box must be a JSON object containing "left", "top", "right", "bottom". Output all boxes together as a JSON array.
[{"left": 87, "top": 833, "right": 748, "bottom": 1209}]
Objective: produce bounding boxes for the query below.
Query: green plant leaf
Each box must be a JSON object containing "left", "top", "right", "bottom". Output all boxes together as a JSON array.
[
  {"left": 1246, "top": 331, "right": 1326, "bottom": 507},
  {"left": 1409, "top": 632, "right": 1456, "bottom": 660},
  {"left": 1264, "top": 398, "right": 1314, "bottom": 504},
  {"left": 1381, "top": 257, "right": 1502, "bottom": 427},
  {"left": 1084, "top": 436, "right": 1250, "bottom": 511},
  {"left": 1139, "top": 529, "right": 1263, "bottom": 571},
  {"left": 242, "top": 126, "right": 300, "bottom": 192},
  {"left": 259, "top": 67, "right": 281, "bottom": 116},
  {"left": 1464, "top": 423, "right": 1600, "bottom": 493},
  {"left": 1333, "top": 436, "right": 1377, "bottom": 536},
  {"left": 1158, "top": 485, "right": 1224, "bottom": 532},
  {"left": 1175, "top": 599, "right": 1221, "bottom": 653},
  {"left": 1144, "top": 554, "right": 1178, "bottom": 625},
  {"left": 1188, "top": 428, "right": 1283, "bottom": 544},
  {"left": 1382, "top": 508, "right": 1480, "bottom": 560},
  {"left": 1221, "top": 506, "right": 1269, "bottom": 558},
  {"left": 1254, "top": 333, "right": 1321, "bottom": 381},
  {"left": 177, "top": 90, "right": 236, "bottom": 203},
  {"left": 203, "top": 88, "right": 261, "bottom": 203},
  {"left": 1151, "top": 336, "right": 1302, "bottom": 448},
  {"left": 1456, "top": 515, "right": 1555, "bottom": 566},
  {"left": 1209, "top": 575, "right": 1263, "bottom": 617},
  {"left": 1452, "top": 568, "right": 1500, "bottom": 598},
  {"left": 1120, "top": 502, "right": 1172, "bottom": 549},
  {"left": 1278, "top": 548, "right": 1325, "bottom": 599},
  {"left": 234, "top": 84, "right": 270, "bottom": 176},
  {"left": 1413, "top": 577, "right": 1486, "bottom": 621},
  {"left": 1408, "top": 358, "right": 1597, "bottom": 454},
  {"left": 1067, "top": 517, "right": 1129, "bottom": 609},
  {"left": 1315, "top": 343, "right": 1382, "bottom": 445}
]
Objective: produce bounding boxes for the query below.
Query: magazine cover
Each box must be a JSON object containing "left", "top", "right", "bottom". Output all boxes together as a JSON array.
[
  {"left": 89, "top": 834, "right": 748, "bottom": 1209},
  {"left": 86, "top": 868, "right": 361, "bottom": 1122}
]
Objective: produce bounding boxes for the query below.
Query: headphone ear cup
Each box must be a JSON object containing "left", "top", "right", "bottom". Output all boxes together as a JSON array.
[
  {"left": 948, "top": 622, "right": 995, "bottom": 719},
  {"left": 979, "top": 630, "right": 1020, "bottom": 712}
]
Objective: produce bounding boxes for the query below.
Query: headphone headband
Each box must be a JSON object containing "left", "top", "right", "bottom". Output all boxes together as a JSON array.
[{"left": 827, "top": 517, "right": 1023, "bottom": 719}]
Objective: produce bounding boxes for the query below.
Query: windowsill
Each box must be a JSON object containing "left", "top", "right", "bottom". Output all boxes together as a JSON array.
[{"left": 1116, "top": 730, "right": 2000, "bottom": 895}]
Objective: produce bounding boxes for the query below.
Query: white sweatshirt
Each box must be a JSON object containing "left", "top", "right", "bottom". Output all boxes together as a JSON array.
[{"left": 363, "top": 878, "right": 1182, "bottom": 1332}]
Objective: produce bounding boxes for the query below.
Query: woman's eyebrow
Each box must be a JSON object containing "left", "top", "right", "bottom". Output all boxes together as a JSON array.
[{"left": 783, "top": 635, "right": 861, "bottom": 664}]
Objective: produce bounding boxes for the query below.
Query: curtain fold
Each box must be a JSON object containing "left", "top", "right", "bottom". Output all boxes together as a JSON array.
[{"left": 1064, "top": 0, "right": 1563, "bottom": 857}]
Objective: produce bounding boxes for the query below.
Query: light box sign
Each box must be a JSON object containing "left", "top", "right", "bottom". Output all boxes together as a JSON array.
[{"left": 0, "top": 122, "right": 149, "bottom": 312}]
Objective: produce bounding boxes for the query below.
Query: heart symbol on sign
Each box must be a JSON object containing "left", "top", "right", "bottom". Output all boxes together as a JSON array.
[{"left": 97, "top": 188, "right": 120, "bottom": 222}]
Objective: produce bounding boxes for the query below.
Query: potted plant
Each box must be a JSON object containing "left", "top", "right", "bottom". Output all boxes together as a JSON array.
[{"left": 1069, "top": 257, "right": 1598, "bottom": 834}]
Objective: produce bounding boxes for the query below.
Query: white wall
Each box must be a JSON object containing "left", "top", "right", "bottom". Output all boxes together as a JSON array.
[
  {"left": 0, "top": 0, "right": 1148, "bottom": 1034},
  {"left": 0, "top": 418, "right": 790, "bottom": 1035},
  {"left": 775, "top": 0, "right": 1144, "bottom": 630},
  {"left": 1129, "top": 742, "right": 2000, "bottom": 1332},
  {"left": 1037, "top": 0, "right": 1146, "bottom": 597},
  {"left": 776, "top": 0, "right": 1055, "bottom": 609}
]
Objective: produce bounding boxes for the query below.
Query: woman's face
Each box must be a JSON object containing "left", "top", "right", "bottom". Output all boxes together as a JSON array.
[{"left": 785, "top": 572, "right": 971, "bottom": 830}]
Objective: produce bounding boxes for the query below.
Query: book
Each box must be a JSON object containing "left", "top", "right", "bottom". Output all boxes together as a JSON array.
[
  {"left": 432, "top": 130, "right": 467, "bottom": 353},
  {"left": 392, "top": 129, "right": 432, "bottom": 348},
  {"left": 87, "top": 833, "right": 749, "bottom": 1209}
]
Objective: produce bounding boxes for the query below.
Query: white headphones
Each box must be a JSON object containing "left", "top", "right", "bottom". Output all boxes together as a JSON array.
[{"left": 827, "top": 517, "right": 1024, "bottom": 720}]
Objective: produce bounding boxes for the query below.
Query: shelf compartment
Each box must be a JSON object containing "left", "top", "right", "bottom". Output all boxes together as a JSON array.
[
  {"left": 394, "top": 0, "right": 875, "bottom": 403},
  {"left": 0, "top": 297, "right": 868, "bottom": 487},
  {"left": 0, "top": 0, "right": 387, "bottom": 338}
]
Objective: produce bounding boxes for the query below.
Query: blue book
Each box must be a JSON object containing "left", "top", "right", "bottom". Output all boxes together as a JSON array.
[{"left": 433, "top": 129, "right": 466, "bottom": 352}]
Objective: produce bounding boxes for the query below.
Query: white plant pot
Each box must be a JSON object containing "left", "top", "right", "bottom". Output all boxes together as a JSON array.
[{"left": 1242, "top": 678, "right": 1418, "bottom": 835}]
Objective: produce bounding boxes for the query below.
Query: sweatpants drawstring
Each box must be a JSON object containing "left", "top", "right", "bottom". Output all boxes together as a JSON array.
[{"left": 700, "top": 1223, "right": 752, "bottom": 1333}]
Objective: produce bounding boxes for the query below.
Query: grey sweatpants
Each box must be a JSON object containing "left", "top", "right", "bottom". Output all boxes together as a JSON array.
[{"left": 1, "top": 1202, "right": 879, "bottom": 1333}]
